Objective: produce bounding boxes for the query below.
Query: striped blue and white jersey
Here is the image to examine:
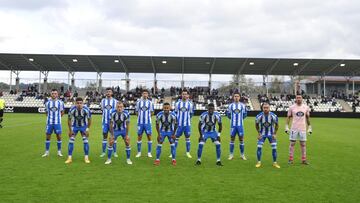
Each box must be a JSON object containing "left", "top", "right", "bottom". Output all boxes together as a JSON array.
[
  {"left": 156, "top": 111, "right": 177, "bottom": 133},
  {"left": 45, "top": 99, "right": 64, "bottom": 125},
  {"left": 110, "top": 110, "right": 130, "bottom": 131},
  {"left": 226, "top": 102, "right": 247, "bottom": 127},
  {"left": 199, "top": 111, "right": 222, "bottom": 133},
  {"left": 255, "top": 112, "right": 278, "bottom": 136},
  {"left": 174, "top": 100, "right": 194, "bottom": 127},
  {"left": 101, "top": 97, "right": 118, "bottom": 124},
  {"left": 68, "top": 106, "right": 91, "bottom": 127},
  {"left": 135, "top": 98, "right": 154, "bottom": 125}
]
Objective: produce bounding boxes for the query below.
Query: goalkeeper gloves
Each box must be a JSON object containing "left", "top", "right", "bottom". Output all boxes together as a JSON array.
[
  {"left": 308, "top": 125, "right": 312, "bottom": 135},
  {"left": 285, "top": 125, "right": 290, "bottom": 134}
]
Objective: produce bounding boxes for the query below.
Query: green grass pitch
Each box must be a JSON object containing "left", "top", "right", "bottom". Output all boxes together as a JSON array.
[{"left": 0, "top": 113, "right": 359, "bottom": 202}]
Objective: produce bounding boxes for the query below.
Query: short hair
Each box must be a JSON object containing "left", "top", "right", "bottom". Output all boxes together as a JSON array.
[
  {"left": 117, "top": 101, "right": 124, "bottom": 106},
  {"left": 163, "top": 102, "right": 170, "bottom": 106},
  {"left": 233, "top": 92, "right": 240, "bottom": 96},
  {"left": 181, "top": 89, "right": 189, "bottom": 94},
  {"left": 75, "top": 97, "right": 83, "bottom": 102},
  {"left": 106, "top": 87, "right": 113, "bottom": 91},
  {"left": 142, "top": 89, "right": 149, "bottom": 93},
  {"left": 51, "top": 89, "right": 58, "bottom": 92},
  {"left": 296, "top": 93, "right": 302, "bottom": 97},
  {"left": 208, "top": 103, "right": 215, "bottom": 108},
  {"left": 261, "top": 102, "right": 270, "bottom": 108}
]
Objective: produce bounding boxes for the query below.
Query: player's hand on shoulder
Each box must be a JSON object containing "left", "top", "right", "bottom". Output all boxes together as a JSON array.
[
  {"left": 257, "top": 133, "right": 262, "bottom": 140},
  {"left": 272, "top": 134, "right": 276, "bottom": 139}
]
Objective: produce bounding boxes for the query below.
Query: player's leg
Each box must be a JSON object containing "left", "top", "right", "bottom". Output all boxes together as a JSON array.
[
  {"left": 55, "top": 124, "right": 63, "bottom": 156},
  {"left": 269, "top": 136, "right": 280, "bottom": 168},
  {"left": 113, "top": 138, "right": 118, "bottom": 157},
  {"left": 105, "top": 135, "right": 115, "bottom": 164},
  {"left": 196, "top": 134, "right": 205, "bottom": 165},
  {"left": 146, "top": 124, "right": 153, "bottom": 157},
  {"left": 136, "top": 125, "right": 144, "bottom": 157},
  {"left": 300, "top": 133, "right": 308, "bottom": 165},
  {"left": 82, "top": 129, "right": 90, "bottom": 163},
  {"left": 256, "top": 136, "right": 265, "bottom": 167},
  {"left": 169, "top": 135, "right": 176, "bottom": 165},
  {"left": 100, "top": 124, "right": 109, "bottom": 157},
  {"left": 124, "top": 135, "right": 132, "bottom": 164},
  {"left": 238, "top": 127, "right": 246, "bottom": 160},
  {"left": 228, "top": 127, "right": 236, "bottom": 160},
  {"left": 185, "top": 126, "right": 192, "bottom": 158},
  {"left": 0, "top": 109, "right": 3, "bottom": 128},
  {"left": 288, "top": 131, "right": 297, "bottom": 164},
  {"left": 65, "top": 130, "right": 76, "bottom": 164},
  {"left": 214, "top": 134, "right": 222, "bottom": 166},
  {"left": 42, "top": 124, "right": 52, "bottom": 157},
  {"left": 154, "top": 134, "right": 164, "bottom": 165},
  {"left": 174, "top": 127, "right": 183, "bottom": 149}
]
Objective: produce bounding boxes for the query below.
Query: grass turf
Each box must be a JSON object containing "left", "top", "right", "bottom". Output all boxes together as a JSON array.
[{"left": 0, "top": 113, "right": 359, "bottom": 202}]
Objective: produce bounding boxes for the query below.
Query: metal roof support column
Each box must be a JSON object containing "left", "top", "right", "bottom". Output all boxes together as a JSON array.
[
  {"left": 125, "top": 72, "right": 130, "bottom": 92},
  {"left": 317, "top": 77, "right": 321, "bottom": 96},
  {"left": 153, "top": 73, "right": 157, "bottom": 95},
  {"left": 9, "top": 71, "right": 12, "bottom": 91},
  {"left": 181, "top": 57, "right": 185, "bottom": 89},
  {"left": 38, "top": 71, "right": 42, "bottom": 93},
  {"left": 208, "top": 73, "right": 212, "bottom": 91},
  {"left": 14, "top": 70, "right": 20, "bottom": 91},
  {"left": 97, "top": 72, "right": 103, "bottom": 92},
  {"left": 235, "top": 74, "right": 240, "bottom": 92},
  {"left": 262, "top": 75, "right": 269, "bottom": 96},
  {"left": 323, "top": 75, "right": 326, "bottom": 97},
  {"left": 70, "top": 72, "right": 75, "bottom": 91},
  {"left": 42, "top": 71, "right": 49, "bottom": 93},
  {"left": 352, "top": 77, "right": 355, "bottom": 96}
]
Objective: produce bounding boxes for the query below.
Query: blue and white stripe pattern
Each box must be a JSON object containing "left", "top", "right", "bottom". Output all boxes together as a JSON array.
[
  {"left": 175, "top": 100, "right": 194, "bottom": 127},
  {"left": 111, "top": 110, "right": 130, "bottom": 131},
  {"left": 45, "top": 99, "right": 64, "bottom": 125},
  {"left": 226, "top": 102, "right": 247, "bottom": 127},
  {"left": 135, "top": 99, "right": 154, "bottom": 124},
  {"left": 199, "top": 111, "right": 222, "bottom": 133},
  {"left": 156, "top": 111, "right": 177, "bottom": 133},
  {"left": 101, "top": 97, "right": 118, "bottom": 124},
  {"left": 255, "top": 112, "right": 278, "bottom": 136},
  {"left": 68, "top": 106, "right": 91, "bottom": 127}
]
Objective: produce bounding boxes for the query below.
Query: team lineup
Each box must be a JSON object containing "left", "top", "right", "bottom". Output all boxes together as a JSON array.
[{"left": 41, "top": 88, "right": 312, "bottom": 168}]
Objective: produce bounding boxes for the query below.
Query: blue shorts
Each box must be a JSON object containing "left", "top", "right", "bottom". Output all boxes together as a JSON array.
[
  {"left": 201, "top": 131, "right": 220, "bottom": 142},
  {"left": 175, "top": 126, "right": 191, "bottom": 137},
  {"left": 159, "top": 132, "right": 174, "bottom": 143},
  {"left": 258, "top": 135, "right": 277, "bottom": 145},
  {"left": 230, "top": 126, "right": 244, "bottom": 137},
  {"left": 114, "top": 130, "right": 127, "bottom": 140},
  {"left": 137, "top": 124, "right": 152, "bottom": 135},
  {"left": 46, "top": 124, "right": 62, "bottom": 135},
  {"left": 102, "top": 123, "right": 110, "bottom": 134},
  {"left": 72, "top": 126, "right": 87, "bottom": 135}
]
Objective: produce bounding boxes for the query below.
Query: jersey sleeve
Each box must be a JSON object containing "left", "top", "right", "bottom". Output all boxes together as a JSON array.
[
  {"left": 155, "top": 113, "right": 161, "bottom": 124},
  {"left": 306, "top": 106, "right": 310, "bottom": 116},
  {"left": 126, "top": 112, "right": 130, "bottom": 123},
  {"left": 100, "top": 99, "right": 104, "bottom": 110},
  {"left": 190, "top": 102, "right": 194, "bottom": 117},
  {"left": 216, "top": 113, "right": 222, "bottom": 124},
  {"left": 273, "top": 114, "right": 279, "bottom": 124},
  {"left": 135, "top": 101, "right": 139, "bottom": 112},
  {"left": 174, "top": 101, "right": 179, "bottom": 113},
  {"left": 226, "top": 104, "right": 231, "bottom": 119},
  {"left": 242, "top": 103, "right": 247, "bottom": 119},
  {"left": 255, "top": 114, "right": 260, "bottom": 124},
  {"left": 68, "top": 107, "right": 74, "bottom": 119},
  {"left": 150, "top": 101, "right": 154, "bottom": 112},
  {"left": 86, "top": 107, "right": 92, "bottom": 118},
  {"left": 60, "top": 101, "right": 64, "bottom": 112}
]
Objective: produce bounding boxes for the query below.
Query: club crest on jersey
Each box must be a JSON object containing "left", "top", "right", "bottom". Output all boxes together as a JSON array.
[
  {"left": 205, "top": 121, "right": 214, "bottom": 127},
  {"left": 296, "top": 111, "right": 305, "bottom": 117},
  {"left": 141, "top": 106, "right": 149, "bottom": 111},
  {"left": 105, "top": 105, "right": 112, "bottom": 110},
  {"left": 233, "top": 109, "right": 240, "bottom": 114},
  {"left": 75, "top": 115, "right": 84, "bottom": 121},
  {"left": 163, "top": 121, "right": 171, "bottom": 127},
  {"left": 50, "top": 106, "right": 58, "bottom": 112},
  {"left": 116, "top": 119, "right": 124, "bottom": 125},
  {"left": 263, "top": 121, "right": 271, "bottom": 127},
  {"left": 180, "top": 106, "right": 187, "bottom": 112}
]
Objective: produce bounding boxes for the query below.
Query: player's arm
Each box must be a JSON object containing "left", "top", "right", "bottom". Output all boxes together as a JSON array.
[
  {"left": 126, "top": 120, "right": 130, "bottom": 136},
  {"left": 60, "top": 102, "right": 65, "bottom": 116},
  {"left": 274, "top": 121, "right": 279, "bottom": 139},
  {"left": 226, "top": 105, "right": 231, "bottom": 119},
  {"left": 255, "top": 118, "right": 262, "bottom": 140},
  {"left": 151, "top": 103, "right": 154, "bottom": 116},
  {"left": 198, "top": 120, "right": 202, "bottom": 140},
  {"left": 285, "top": 108, "right": 292, "bottom": 134},
  {"left": 109, "top": 119, "right": 114, "bottom": 137},
  {"left": 242, "top": 104, "right": 247, "bottom": 119},
  {"left": 306, "top": 112, "right": 312, "bottom": 134},
  {"left": 67, "top": 112, "right": 73, "bottom": 136}
]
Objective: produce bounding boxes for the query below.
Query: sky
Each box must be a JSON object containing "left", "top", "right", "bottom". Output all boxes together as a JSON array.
[{"left": 0, "top": 0, "right": 359, "bottom": 88}]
